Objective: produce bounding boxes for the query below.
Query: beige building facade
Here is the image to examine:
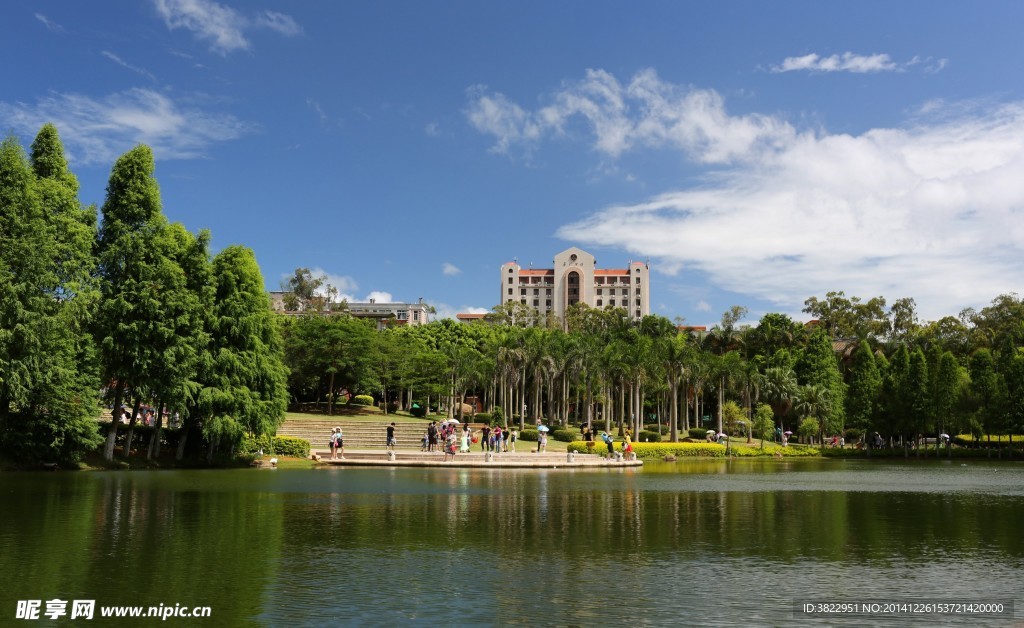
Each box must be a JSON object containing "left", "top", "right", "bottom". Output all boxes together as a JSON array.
[{"left": 500, "top": 247, "right": 650, "bottom": 320}]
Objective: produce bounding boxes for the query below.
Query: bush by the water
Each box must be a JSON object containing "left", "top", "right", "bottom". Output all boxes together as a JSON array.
[
  {"left": 638, "top": 430, "right": 662, "bottom": 442},
  {"left": 352, "top": 395, "right": 374, "bottom": 406},
  {"left": 519, "top": 429, "right": 539, "bottom": 442},
  {"left": 239, "top": 434, "right": 310, "bottom": 458},
  {"left": 568, "top": 441, "right": 726, "bottom": 458},
  {"left": 552, "top": 429, "right": 579, "bottom": 443},
  {"left": 730, "top": 443, "right": 819, "bottom": 457}
]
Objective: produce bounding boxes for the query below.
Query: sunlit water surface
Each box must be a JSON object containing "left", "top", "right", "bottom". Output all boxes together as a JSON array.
[{"left": 1, "top": 459, "right": 1021, "bottom": 626}]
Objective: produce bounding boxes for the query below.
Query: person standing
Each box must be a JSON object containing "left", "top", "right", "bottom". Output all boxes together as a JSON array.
[
  {"left": 336, "top": 428, "right": 345, "bottom": 460},
  {"left": 329, "top": 427, "right": 338, "bottom": 460},
  {"left": 386, "top": 422, "right": 396, "bottom": 452},
  {"left": 493, "top": 425, "right": 502, "bottom": 454},
  {"left": 460, "top": 425, "right": 470, "bottom": 453},
  {"left": 481, "top": 425, "right": 490, "bottom": 452},
  {"left": 623, "top": 429, "right": 633, "bottom": 458},
  {"left": 509, "top": 428, "right": 518, "bottom": 453},
  {"left": 427, "top": 422, "right": 438, "bottom": 452},
  {"left": 601, "top": 431, "right": 614, "bottom": 459}
]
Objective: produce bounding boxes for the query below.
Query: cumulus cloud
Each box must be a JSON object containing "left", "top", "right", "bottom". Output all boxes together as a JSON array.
[
  {"left": 442, "top": 262, "right": 461, "bottom": 276},
  {"left": 431, "top": 302, "right": 489, "bottom": 320},
  {"left": 0, "top": 88, "right": 253, "bottom": 164},
  {"left": 466, "top": 68, "right": 796, "bottom": 162},
  {"left": 153, "top": 0, "right": 301, "bottom": 54},
  {"left": 364, "top": 291, "right": 394, "bottom": 303},
  {"left": 551, "top": 86, "right": 1024, "bottom": 320}
]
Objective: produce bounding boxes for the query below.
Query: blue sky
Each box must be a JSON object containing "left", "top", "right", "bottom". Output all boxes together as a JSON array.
[{"left": 4, "top": 1, "right": 1024, "bottom": 325}]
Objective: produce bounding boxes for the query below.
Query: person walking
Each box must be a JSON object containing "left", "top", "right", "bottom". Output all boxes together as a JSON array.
[
  {"left": 481, "top": 425, "right": 490, "bottom": 452},
  {"left": 386, "top": 422, "right": 397, "bottom": 452}
]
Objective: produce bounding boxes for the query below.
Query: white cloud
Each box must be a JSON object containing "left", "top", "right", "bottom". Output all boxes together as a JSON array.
[
  {"left": 254, "top": 10, "right": 302, "bottom": 36},
  {"left": 695, "top": 300, "right": 711, "bottom": 312},
  {"left": 35, "top": 13, "right": 64, "bottom": 32},
  {"left": 442, "top": 262, "right": 461, "bottom": 276},
  {"left": 101, "top": 51, "right": 157, "bottom": 82},
  {"left": 771, "top": 52, "right": 900, "bottom": 74},
  {"left": 431, "top": 302, "right": 489, "bottom": 320},
  {"left": 425, "top": 121, "right": 441, "bottom": 137},
  {"left": 466, "top": 68, "right": 796, "bottom": 163},
  {"left": 153, "top": 0, "right": 300, "bottom": 54},
  {"left": 0, "top": 88, "right": 253, "bottom": 165},
  {"left": 553, "top": 88, "right": 1024, "bottom": 320},
  {"left": 364, "top": 291, "right": 394, "bottom": 303},
  {"left": 305, "top": 268, "right": 359, "bottom": 302}
]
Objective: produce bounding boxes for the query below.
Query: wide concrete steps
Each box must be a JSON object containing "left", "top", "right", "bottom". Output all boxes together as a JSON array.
[{"left": 278, "top": 418, "right": 463, "bottom": 449}]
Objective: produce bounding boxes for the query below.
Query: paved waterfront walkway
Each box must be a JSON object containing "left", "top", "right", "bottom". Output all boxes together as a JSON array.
[{"left": 314, "top": 449, "right": 643, "bottom": 469}]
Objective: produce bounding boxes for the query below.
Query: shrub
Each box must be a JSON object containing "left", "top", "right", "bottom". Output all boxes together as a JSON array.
[
  {"left": 731, "top": 443, "right": 820, "bottom": 457},
  {"left": 474, "top": 412, "right": 492, "bottom": 423},
  {"left": 491, "top": 407, "right": 504, "bottom": 423},
  {"left": 239, "top": 434, "right": 310, "bottom": 458},
  {"left": 644, "top": 424, "right": 670, "bottom": 435},
  {"left": 688, "top": 428, "right": 711, "bottom": 440},
  {"left": 519, "top": 429, "right": 539, "bottom": 442},
  {"left": 386, "top": 402, "right": 400, "bottom": 414},
  {"left": 552, "top": 429, "right": 578, "bottom": 443},
  {"left": 409, "top": 403, "right": 427, "bottom": 418},
  {"left": 844, "top": 428, "right": 863, "bottom": 444},
  {"left": 567, "top": 441, "right": 726, "bottom": 459},
  {"left": 638, "top": 430, "right": 662, "bottom": 442},
  {"left": 352, "top": 394, "right": 374, "bottom": 406}
]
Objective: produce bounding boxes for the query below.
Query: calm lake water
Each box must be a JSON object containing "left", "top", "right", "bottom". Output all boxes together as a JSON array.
[{"left": 1, "top": 459, "right": 1021, "bottom": 626}]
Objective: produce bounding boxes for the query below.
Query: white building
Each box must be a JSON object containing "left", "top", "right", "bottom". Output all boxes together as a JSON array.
[
  {"left": 269, "top": 292, "right": 430, "bottom": 329},
  {"left": 500, "top": 247, "right": 650, "bottom": 320}
]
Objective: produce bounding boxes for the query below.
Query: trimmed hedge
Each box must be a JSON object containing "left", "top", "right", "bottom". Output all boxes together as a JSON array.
[
  {"left": 474, "top": 412, "right": 492, "bottom": 423},
  {"left": 239, "top": 434, "right": 310, "bottom": 458},
  {"left": 638, "top": 430, "right": 662, "bottom": 443},
  {"left": 352, "top": 394, "right": 375, "bottom": 406},
  {"left": 519, "top": 429, "right": 539, "bottom": 442},
  {"left": 552, "top": 429, "right": 579, "bottom": 443},
  {"left": 730, "top": 443, "right": 820, "bottom": 457},
  {"left": 567, "top": 441, "right": 726, "bottom": 458},
  {"left": 688, "top": 428, "right": 712, "bottom": 440}
]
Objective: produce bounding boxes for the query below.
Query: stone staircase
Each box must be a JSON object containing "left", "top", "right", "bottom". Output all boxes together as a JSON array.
[{"left": 276, "top": 417, "right": 449, "bottom": 450}]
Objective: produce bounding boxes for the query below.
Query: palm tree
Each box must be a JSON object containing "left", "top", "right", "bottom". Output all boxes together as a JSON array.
[
  {"left": 761, "top": 366, "right": 798, "bottom": 438},
  {"left": 794, "top": 383, "right": 831, "bottom": 445}
]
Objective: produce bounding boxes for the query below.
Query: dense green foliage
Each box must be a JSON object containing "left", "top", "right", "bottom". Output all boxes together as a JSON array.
[{"left": 0, "top": 126, "right": 289, "bottom": 465}]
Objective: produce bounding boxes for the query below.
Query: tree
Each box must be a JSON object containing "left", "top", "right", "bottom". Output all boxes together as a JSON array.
[
  {"left": 906, "top": 348, "right": 931, "bottom": 453},
  {"left": 845, "top": 340, "right": 881, "bottom": 437},
  {"left": 795, "top": 327, "right": 846, "bottom": 437},
  {"left": 753, "top": 403, "right": 775, "bottom": 449},
  {"left": 200, "top": 246, "right": 289, "bottom": 458},
  {"left": 0, "top": 130, "right": 101, "bottom": 463},
  {"left": 280, "top": 267, "right": 334, "bottom": 312},
  {"left": 95, "top": 145, "right": 188, "bottom": 460}
]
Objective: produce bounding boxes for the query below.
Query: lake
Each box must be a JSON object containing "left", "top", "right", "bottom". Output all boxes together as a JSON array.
[{"left": 1, "top": 459, "right": 1021, "bottom": 625}]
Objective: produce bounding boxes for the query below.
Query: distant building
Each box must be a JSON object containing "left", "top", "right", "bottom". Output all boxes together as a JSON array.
[
  {"left": 499, "top": 247, "right": 650, "bottom": 321},
  {"left": 269, "top": 292, "right": 430, "bottom": 330}
]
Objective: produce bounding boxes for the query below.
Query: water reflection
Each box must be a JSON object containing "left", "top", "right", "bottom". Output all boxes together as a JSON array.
[{"left": 0, "top": 461, "right": 1020, "bottom": 626}]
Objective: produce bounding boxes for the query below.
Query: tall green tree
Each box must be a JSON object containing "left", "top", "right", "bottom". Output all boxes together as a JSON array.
[
  {"left": 200, "top": 246, "right": 289, "bottom": 457},
  {"left": 795, "top": 327, "right": 846, "bottom": 436},
  {"left": 845, "top": 340, "right": 881, "bottom": 437},
  {"left": 95, "top": 145, "right": 182, "bottom": 460},
  {"left": 0, "top": 130, "right": 101, "bottom": 463}
]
